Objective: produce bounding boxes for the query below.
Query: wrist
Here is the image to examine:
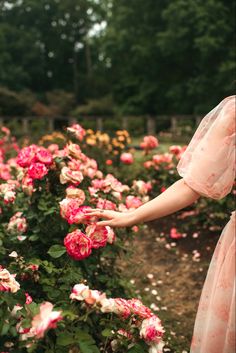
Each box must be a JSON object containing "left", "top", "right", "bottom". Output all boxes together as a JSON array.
[{"left": 128, "top": 210, "right": 141, "bottom": 226}]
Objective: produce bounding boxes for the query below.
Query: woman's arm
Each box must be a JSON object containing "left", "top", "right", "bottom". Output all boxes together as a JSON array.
[{"left": 86, "top": 178, "right": 200, "bottom": 227}]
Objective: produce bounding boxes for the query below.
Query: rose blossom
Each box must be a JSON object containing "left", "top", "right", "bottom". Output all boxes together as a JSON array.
[
  {"left": 17, "top": 145, "right": 38, "bottom": 167},
  {"left": 106, "top": 226, "right": 116, "bottom": 244},
  {"left": 0, "top": 183, "right": 16, "bottom": 204},
  {"left": 60, "top": 201, "right": 93, "bottom": 225},
  {"left": 86, "top": 224, "right": 108, "bottom": 249},
  {"left": 96, "top": 198, "right": 116, "bottom": 210},
  {"left": 140, "top": 136, "right": 159, "bottom": 152},
  {"left": 48, "top": 144, "right": 59, "bottom": 154},
  {"left": 169, "top": 145, "right": 182, "bottom": 155},
  {"left": 22, "top": 175, "right": 34, "bottom": 195},
  {"left": 60, "top": 166, "right": 84, "bottom": 185},
  {"left": 31, "top": 302, "right": 62, "bottom": 338},
  {"left": 67, "top": 124, "right": 86, "bottom": 141},
  {"left": 70, "top": 284, "right": 103, "bottom": 305},
  {"left": 0, "top": 164, "right": 11, "bottom": 180},
  {"left": 67, "top": 143, "right": 83, "bottom": 159},
  {"left": 28, "top": 163, "right": 48, "bottom": 180},
  {"left": 25, "top": 292, "right": 33, "bottom": 304},
  {"left": 148, "top": 342, "right": 165, "bottom": 353},
  {"left": 64, "top": 229, "right": 92, "bottom": 260},
  {"left": 153, "top": 153, "right": 172, "bottom": 164},
  {"left": 35, "top": 148, "right": 53, "bottom": 165},
  {"left": 65, "top": 186, "right": 85, "bottom": 202},
  {"left": 7, "top": 212, "right": 27, "bottom": 235},
  {"left": 100, "top": 297, "right": 118, "bottom": 314},
  {"left": 120, "top": 152, "right": 134, "bottom": 165},
  {"left": 140, "top": 316, "right": 164, "bottom": 343},
  {"left": 0, "top": 268, "right": 20, "bottom": 293},
  {"left": 170, "top": 227, "right": 183, "bottom": 239},
  {"left": 132, "top": 180, "right": 152, "bottom": 195},
  {"left": 127, "top": 298, "right": 153, "bottom": 319},
  {"left": 26, "top": 264, "right": 39, "bottom": 271},
  {"left": 125, "top": 195, "right": 143, "bottom": 209}
]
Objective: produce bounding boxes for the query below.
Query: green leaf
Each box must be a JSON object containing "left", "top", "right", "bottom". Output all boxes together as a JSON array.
[
  {"left": 47, "top": 245, "right": 66, "bottom": 258},
  {"left": 75, "top": 330, "right": 100, "bottom": 353},
  {"left": 79, "top": 341, "right": 100, "bottom": 353},
  {"left": 29, "top": 235, "right": 39, "bottom": 241},
  {"left": 1, "top": 322, "right": 10, "bottom": 335},
  {"left": 128, "top": 342, "right": 148, "bottom": 353},
  {"left": 57, "top": 333, "right": 75, "bottom": 346},
  {"left": 101, "top": 328, "right": 113, "bottom": 337}
]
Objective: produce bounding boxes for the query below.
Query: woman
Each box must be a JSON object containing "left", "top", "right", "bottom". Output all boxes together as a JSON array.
[{"left": 86, "top": 96, "right": 235, "bottom": 353}]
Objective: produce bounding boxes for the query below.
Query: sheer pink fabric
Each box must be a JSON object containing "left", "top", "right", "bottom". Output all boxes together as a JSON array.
[{"left": 177, "top": 95, "right": 236, "bottom": 353}]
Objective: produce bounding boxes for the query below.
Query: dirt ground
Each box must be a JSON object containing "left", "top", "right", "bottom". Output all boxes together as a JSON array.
[{"left": 119, "top": 215, "right": 221, "bottom": 353}]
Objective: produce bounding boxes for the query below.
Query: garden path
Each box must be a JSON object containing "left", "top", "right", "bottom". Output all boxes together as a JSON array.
[{"left": 118, "top": 215, "right": 220, "bottom": 353}]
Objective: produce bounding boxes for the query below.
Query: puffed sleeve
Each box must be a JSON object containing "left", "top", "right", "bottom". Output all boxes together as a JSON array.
[{"left": 177, "top": 96, "right": 236, "bottom": 199}]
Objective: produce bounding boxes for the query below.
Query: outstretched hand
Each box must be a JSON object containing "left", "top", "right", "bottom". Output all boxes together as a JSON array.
[{"left": 85, "top": 209, "right": 136, "bottom": 228}]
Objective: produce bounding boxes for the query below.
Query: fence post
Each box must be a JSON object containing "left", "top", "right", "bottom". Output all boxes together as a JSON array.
[
  {"left": 122, "top": 116, "right": 128, "bottom": 130},
  {"left": 48, "top": 118, "right": 54, "bottom": 132},
  {"left": 146, "top": 116, "right": 156, "bottom": 135},
  {"left": 96, "top": 117, "right": 103, "bottom": 131},
  {"left": 22, "top": 118, "right": 29, "bottom": 134},
  {"left": 171, "top": 116, "right": 178, "bottom": 135}
]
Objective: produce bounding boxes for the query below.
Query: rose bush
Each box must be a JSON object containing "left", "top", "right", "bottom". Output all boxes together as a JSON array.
[{"left": 0, "top": 126, "right": 160, "bottom": 353}]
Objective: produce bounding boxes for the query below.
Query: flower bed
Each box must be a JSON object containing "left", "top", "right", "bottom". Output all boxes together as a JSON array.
[{"left": 0, "top": 125, "right": 164, "bottom": 353}]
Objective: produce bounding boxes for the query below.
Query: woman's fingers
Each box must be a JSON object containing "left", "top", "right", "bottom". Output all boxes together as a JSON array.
[
  {"left": 96, "top": 220, "right": 113, "bottom": 226},
  {"left": 86, "top": 210, "right": 113, "bottom": 219}
]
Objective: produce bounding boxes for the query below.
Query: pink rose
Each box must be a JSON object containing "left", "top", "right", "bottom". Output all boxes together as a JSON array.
[
  {"left": 27, "top": 264, "right": 39, "bottom": 271},
  {"left": 96, "top": 198, "right": 116, "bottom": 210},
  {"left": 36, "top": 148, "right": 53, "bottom": 165},
  {"left": 0, "top": 183, "right": 16, "bottom": 204},
  {"left": 0, "top": 164, "right": 11, "bottom": 180},
  {"left": 7, "top": 212, "right": 27, "bottom": 235},
  {"left": 0, "top": 268, "right": 20, "bottom": 293},
  {"left": 140, "top": 136, "right": 159, "bottom": 151},
  {"left": 125, "top": 195, "right": 143, "bottom": 209},
  {"left": 22, "top": 175, "right": 34, "bottom": 195},
  {"left": 106, "top": 226, "right": 116, "bottom": 244},
  {"left": 17, "top": 145, "right": 38, "bottom": 167},
  {"left": 120, "top": 152, "right": 134, "bottom": 165},
  {"left": 60, "top": 167, "right": 84, "bottom": 185},
  {"left": 65, "top": 186, "right": 86, "bottom": 202},
  {"left": 60, "top": 201, "right": 93, "bottom": 225},
  {"left": 153, "top": 153, "right": 172, "bottom": 164},
  {"left": 48, "top": 144, "right": 59, "bottom": 154},
  {"left": 31, "top": 302, "right": 62, "bottom": 338},
  {"left": 127, "top": 298, "right": 153, "bottom": 319},
  {"left": 170, "top": 227, "right": 183, "bottom": 239},
  {"left": 132, "top": 180, "right": 152, "bottom": 195},
  {"left": 143, "top": 161, "right": 153, "bottom": 169},
  {"left": 67, "top": 124, "right": 86, "bottom": 141},
  {"left": 140, "top": 316, "right": 164, "bottom": 343},
  {"left": 169, "top": 145, "right": 182, "bottom": 155},
  {"left": 64, "top": 229, "right": 92, "bottom": 260},
  {"left": 86, "top": 224, "right": 108, "bottom": 249},
  {"left": 70, "top": 284, "right": 103, "bottom": 305},
  {"left": 114, "top": 298, "right": 132, "bottom": 318},
  {"left": 28, "top": 163, "right": 48, "bottom": 180},
  {"left": 25, "top": 292, "right": 33, "bottom": 304}
]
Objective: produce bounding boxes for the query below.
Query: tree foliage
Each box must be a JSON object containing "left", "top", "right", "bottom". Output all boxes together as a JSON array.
[{"left": 0, "top": 0, "right": 235, "bottom": 114}]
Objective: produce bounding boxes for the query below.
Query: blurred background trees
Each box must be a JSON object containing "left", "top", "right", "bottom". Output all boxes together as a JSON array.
[{"left": 0, "top": 0, "right": 235, "bottom": 116}]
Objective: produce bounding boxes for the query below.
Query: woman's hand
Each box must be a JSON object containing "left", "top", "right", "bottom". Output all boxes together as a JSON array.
[{"left": 85, "top": 209, "right": 137, "bottom": 227}]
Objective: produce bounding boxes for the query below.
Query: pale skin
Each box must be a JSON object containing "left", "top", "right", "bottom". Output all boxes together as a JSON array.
[{"left": 86, "top": 178, "right": 200, "bottom": 227}]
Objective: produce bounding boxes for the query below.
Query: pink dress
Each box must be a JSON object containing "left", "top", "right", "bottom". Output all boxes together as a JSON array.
[{"left": 177, "top": 95, "right": 236, "bottom": 353}]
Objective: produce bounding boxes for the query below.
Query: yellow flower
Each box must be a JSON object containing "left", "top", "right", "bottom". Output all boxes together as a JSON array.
[{"left": 86, "top": 138, "right": 96, "bottom": 146}]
